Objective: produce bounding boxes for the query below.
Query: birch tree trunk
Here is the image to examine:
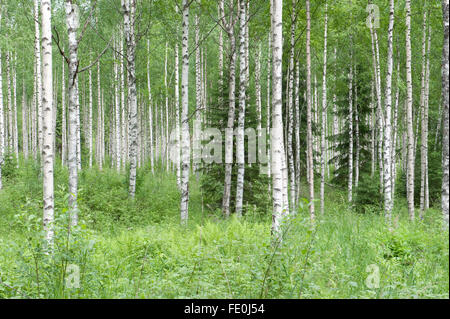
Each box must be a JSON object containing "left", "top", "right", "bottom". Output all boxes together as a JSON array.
[
  {"left": 115, "top": 39, "right": 121, "bottom": 172},
  {"left": 383, "top": 0, "right": 395, "bottom": 224},
  {"left": 355, "top": 67, "right": 360, "bottom": 189},
  {"left": 424, "top": 25, "right": 431, "bottom": 210},
  {"left": 348, "top": 8, "right": 353, "bottom": 204},
  {"left": 35, "top": 0, "right": 43, "bottom": 156},
  {"left": 0, "top": 7, "right": 4, "bottom": 189},
  {"left": 235, "top": 0, "right": 247, "bottom": 217},
  {"left": 147, "top": 40, "right": 154, "bottom": 174},
  {"left": 287, "top": 0, "right": 296, "bottom": 213},
  {"left": 180, "top": 0, "right": 191, "bottom": 225},
  {"left": 267, "top": 31, "right": 272, "bottom": 193},
  {"left": 442, "top": 0, "right": 449, "bottom": 226},
  {"left": 295, "top": 62, "right": 301, "bottom": 204},
  {"left": 174, "top": 20, "right": 181, "bottom": 187},
  {"left": 123, "top": 0, "right": 138, "bottom": 198},
  {"left": 42, "top": 0, "right": 54, "bottom": 245},
  {"left": 22, "top": 80, "right": 28, "bottom": 159},
  {"left": 306, "top": 0, "right": 314, "bottom": 220},
  {"left": 65, "top": 0, "right": 80, "bottom": 226},
  {"left": 419, "top": 7, "right": 428, "bottom": 214},
  {"left": 62, "top": 56, "right": 66, "bottom": 166},
  {"left": 405, "top": 0, "right": 415, "bottom": 221},
  {"left": 88, "top": 61, "right": 93, "bottom": 168},
  {"left": 271, "top": 0, "right": 286, "bottom": 237},
  {"left": 6, "top": 53, "right": 12, "bottom": 154},
  {"left": 221, "top": 0, "right": 237, "bottom": 217},
  {"left": 320, "top": 1, "right": 328, "bottom": 215}
]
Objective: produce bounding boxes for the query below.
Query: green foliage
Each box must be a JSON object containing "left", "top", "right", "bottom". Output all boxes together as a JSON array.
[
  {"left": 354, "top": 172, "right": 383, "bottom": 214},
  {"left": 0, "top": 164, "right": 448, "bottom": 299}
]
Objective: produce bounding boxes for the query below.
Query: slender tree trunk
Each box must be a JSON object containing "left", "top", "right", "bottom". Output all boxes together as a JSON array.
[
  {"left": 405, "top": 0, "right": 415, "bottom": 221},
  {"left": 236, "top": 0, "right": 247, "bottom": 217},
  {"left": 306, "top": 0, "right": 314, "bottom": 220},
  {"left": 267, "top": 31, "right": 272, "bottom": 194},
  {"left": 424, "top": 24, "right": 431, "bottom": 210},
  {"left": 320, "top": 1, "right": 328, "bottom": 215},
  {"left": 180, "top": 0, "right": 191, "bottom": 225},
  {"left": 419, "top": 7, "right": 428, "bottom": 214},
  {"left": 0, "top": 7, "right": 4, "bottom": 189},
  {"left": 221, "top": 0, "right": 237, "bottom": 218},
  {"left": 62, "top": 55, "right": 66, "bottom": 166},
  {"left": 42, "top": 0, "right": 54, "bottom": 245},
  {"left": 287, "top": 0, "right": 297, "bottom": 214},
  {"left": 115, "top": 39, "right": 121, "bottom": 172},
  {"left": 88, "top": 61, "right": 93, "bottom": 168},
  {"left": 348, "top": 6, "right": 353, "bottom": 204},
  {"left": 295, "top": 62, "right": 301, "bottom": 205},
  {"left": 35, "top": 0, "right": 43, "bottom": 156},
  {"left": 271, "top": 0, "right": 287, "bottom": 237},
  {"left": 65, "top": 0, "right": 80, "bottom": 226},
  {"left": 441, "top": 0, "right": 449, "bottom": 225},
  {"left": 174, "top": 27, "right": 181, "bottom": 187},
  {"left": 22, "top": 80, "right": 28, "bottom": 160},
  {"left": 123, "top": 0, "right": 138, "bottom": 197},
  {"left": 147, "top": 40, "right": 154, "bottom": 174},
  {"left": 383, "top": 0, "right": 395, "bottom": 224},
  {"left": 355, "top": 67, "right": 360, "bottom": 189}
]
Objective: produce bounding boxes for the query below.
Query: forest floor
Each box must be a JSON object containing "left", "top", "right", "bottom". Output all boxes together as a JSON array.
[{"left": 0, "top": 159, "right": 448, "bottom": 298}]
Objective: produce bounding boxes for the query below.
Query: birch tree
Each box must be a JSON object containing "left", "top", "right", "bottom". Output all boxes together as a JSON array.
[
  {"left": 123, "top": 0, "right": 138, "bottom": 198},
  {"left": 42, "top": 0, "right": 54, "bottom": 245},
  {"left": 235, "top": 0, "right": 247, "bottom": 217},
  {"left": 306, "top": 0, "right": 314, "bottom": 220},
  {"left": 320, "top": 1, "right": 328, "bottom": 215},
  {"left": 180, "top": 0, "right": 191, "bottom": 225},
  {"left": 220, "top": 0, "right": 238, "bottom": 217},
  {"left": 442, "top": 0, "right": 449, "bottom": 226},
  {"left": 65, "top": 0, "right": 80, "bottom": 226},
  {"left": 383, "top": 0, "right": 395, "bottom": 224},
  {"left": 405, "top": 0, "right": 415, "bottom": 221},
  {"left": 271, "top": 0, "right": 288, "bottom": 237},
  {"left": 0, "top": 5, "right": 4, "bottom": 190}
]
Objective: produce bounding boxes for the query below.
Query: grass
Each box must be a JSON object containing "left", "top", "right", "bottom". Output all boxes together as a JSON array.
[{"left": 0, "top": 158, "right": 448, "bottom": 298}]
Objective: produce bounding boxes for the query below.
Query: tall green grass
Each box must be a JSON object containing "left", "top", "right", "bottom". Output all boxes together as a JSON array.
[{"left": 0, "top": 160, "right": 448, "bottom": 298}]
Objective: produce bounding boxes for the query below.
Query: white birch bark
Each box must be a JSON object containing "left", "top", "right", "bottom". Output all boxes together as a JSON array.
[
  {"left": 88, "top": 61, "right": 93, "bottom": 168},
  {"left": 42, "top": 0, "right": 54, "bottom": 245},
  {"left": 271, "top": 0, "right": 286, "bottom": 237},
  {"left": 147, "top": 40, "right": 154, "bottom": 174},
  {"left": 441, "top": 0, "right": 449, "bottom": 225},
  {"left": 419, "top": 8, "right": 428, "bottom": 214},
  {"left": 287, "top": 0, "right": 296, "bottom": 213},
  {"left": 35, "top": 0, "right": 43, "bottom": 155},
  {"left": 123, "top": 0, "right": 138, "bottom": 197},
  {"left": 174, "top": 16, "right": 181, "bottom": 187},
  {"left": 295, "top": 62, "right": 301, "bottom": 204},
  {"left": 235, "top": 0, "right": 247, "bottom": 217},
  {"left": 320, "top": 1, "right": 328, "bottom": 215},
  {"left": 22, "top": 80, "right": 28, "bottom": 159},
  {"left": 306, "top": 0, "right": 315, "bottom": 220},
  {"left": 220, "top": 0, "right": 237, "bottom": 217},
  {"left": 405, "top": 0, "right": 415, "bottom": 221},
  {"left": 115, "top": 39, "right": 121, "bottom": 172},
  {"left": 0, "top": 6, "right": 4, "bottom": 189},
  {"left": 65, "top": 0, "right": 80, "bottom": 226},
  {"left": 180, "top": 0, "right": 191, "bottom": 225},
  {"left": 62, "top": 55, "right": 66, "bottom": 166},
  {"left": 383, "top": 0, "right": 395, "bottom": 224}
]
